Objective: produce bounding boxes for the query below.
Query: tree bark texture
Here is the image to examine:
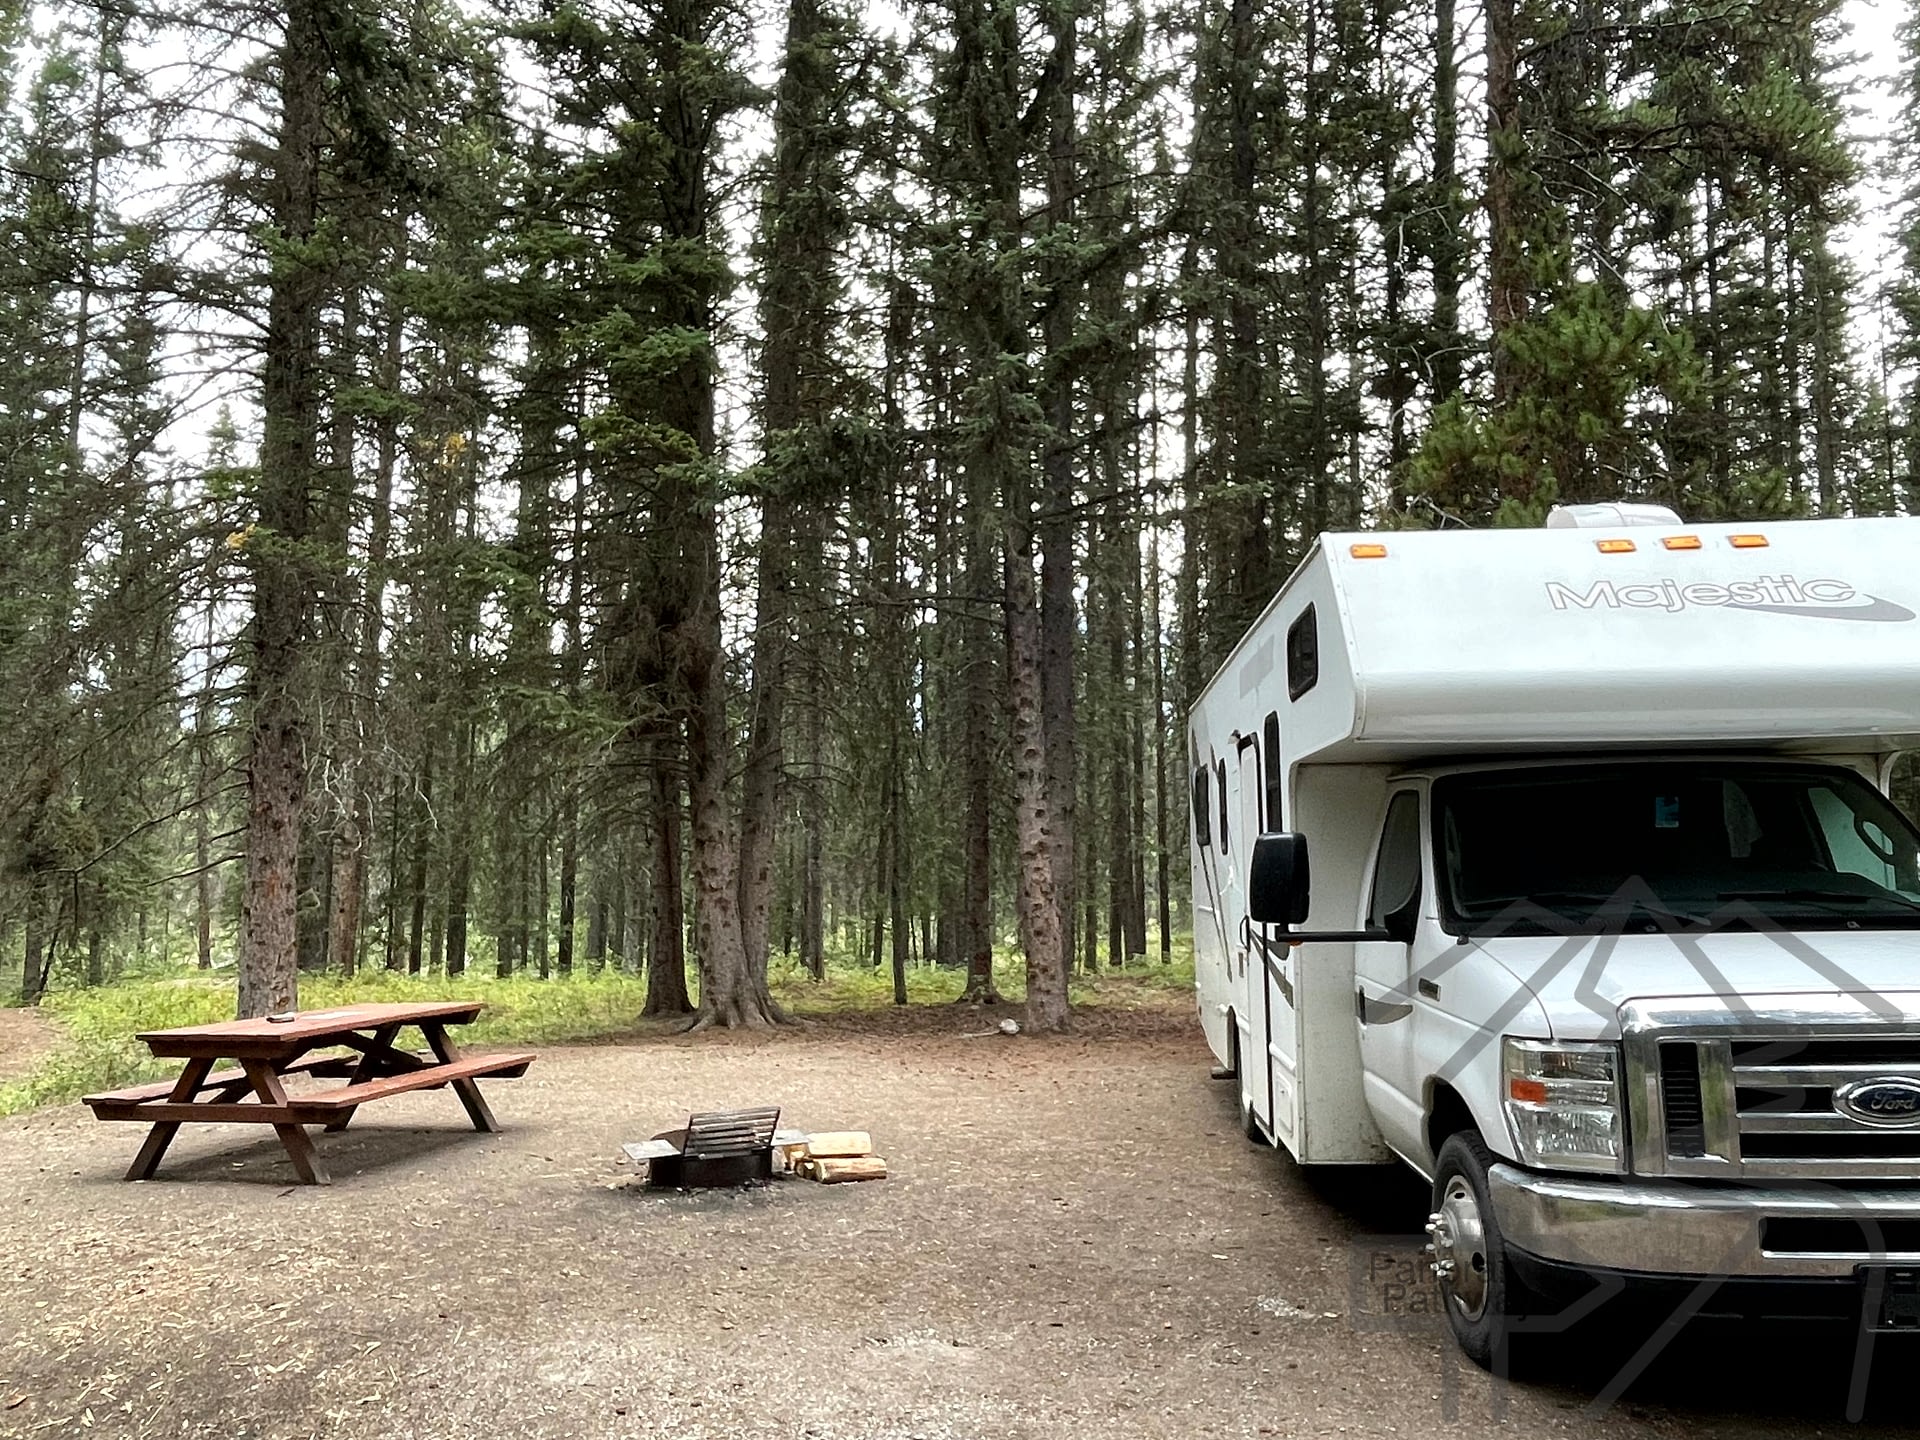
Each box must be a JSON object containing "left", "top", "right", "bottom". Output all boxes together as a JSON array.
[
  {"left": 238, "top": 0, "right": 325, "bottom": 1019},
  {"left": 1486, "top": 0, "right": 1526, "bottom": 407},
  {"left": 1006, "top": 514, "right": 1069, "bottom": 1033}
]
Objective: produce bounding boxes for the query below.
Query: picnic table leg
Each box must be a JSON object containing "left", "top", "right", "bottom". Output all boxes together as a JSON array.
[
  {"left": 242, "top": 1060, "right": 330, "bottom": 1186},
  {"left": 126, "top": 1056, "right": 216, "bottom": 1181},
  {"left": 420, "top": 1023, "right": 500, "bottom": 1134},
  {"left": 324, "top": 1022, "right": 403, "bottom": 1133}
]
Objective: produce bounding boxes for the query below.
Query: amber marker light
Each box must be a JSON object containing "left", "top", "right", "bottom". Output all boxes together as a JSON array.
[
  {"left": 1729, "top": 533, "right": 1770, "bottom": 549},
  {"left": 1350, "top": 543, "right": 1389, "bottom": 559},
  {"left": 1509, "top": 1077, "right": 1549, "bottom": 1105},
  {"left": 1595, "top": 538, "right": 1637, "bottom": 554},
  {"left": 1662, "top": 535, "right": 1703, "bottom": 551}
]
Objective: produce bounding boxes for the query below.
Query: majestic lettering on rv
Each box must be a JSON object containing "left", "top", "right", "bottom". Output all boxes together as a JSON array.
[{"left": 1544, "top": 575, "right": 1917, "bottom": 622}]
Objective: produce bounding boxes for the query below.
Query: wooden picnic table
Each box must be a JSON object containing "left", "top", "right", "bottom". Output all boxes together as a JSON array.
[{"left": 83, "top": 1001, "right": 535, "bottom": 1186}]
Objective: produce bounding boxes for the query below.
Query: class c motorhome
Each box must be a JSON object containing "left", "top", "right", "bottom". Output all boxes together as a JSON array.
[{"left": 1188, "top": 507, "right": 1920, "bottom": 1365}]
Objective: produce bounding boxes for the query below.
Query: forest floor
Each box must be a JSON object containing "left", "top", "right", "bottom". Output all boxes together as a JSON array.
[{"left": 0, "top": 998, "right": 1911, "bottom": 1439}]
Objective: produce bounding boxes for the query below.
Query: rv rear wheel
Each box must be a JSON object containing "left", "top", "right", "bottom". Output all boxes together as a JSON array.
[{"left": 1428, "top": 1131, "right": 1536, "bottom": 1369}]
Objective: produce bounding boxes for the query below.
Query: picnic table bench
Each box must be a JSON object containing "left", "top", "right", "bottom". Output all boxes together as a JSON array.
[{"left": 83, "top": 1001, "right": 535, "bottom": 1186}]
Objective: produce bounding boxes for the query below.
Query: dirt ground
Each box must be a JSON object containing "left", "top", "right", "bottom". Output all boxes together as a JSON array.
[
  {"left": 0, "top": 1009, "right": 58, "bottom": 1084},
  {"left": 0, "top": 1002, "right": 1912, "bottom": 1440}
]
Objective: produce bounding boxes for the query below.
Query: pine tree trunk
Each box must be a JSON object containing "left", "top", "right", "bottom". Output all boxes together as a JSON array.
[
  {"left": 958, "top": 522, "right": 1000, "bottom": 1005},
  {"left": 328, "top": 843, "right": 364, "bottom": 978},
  {"left": 1148, "top": 525, "right": 1171, "bottom": 959},
  {"left": 1485, "top": 0, "right": 1525, "bottom": 408},
  {"left": 802, "top": 695, "right": 825, "bottom": 980},
  {"left": 1429, "top": 0, "right": 1462, "bottom": 405},
  {"left": 405, "top": 746, "right": 432, "bottom": 976},
  {"left": 296, "top": 837, "right": 329, "bottom": 974},
  {"left": 558, "top": 799, "right": 578, "bottom": 977},
  {"left": 1126, "top": 534, "right": 1148, "bottom": 960},
  {"left": 1039, "top": 0, "right": 1079, "bottom": 975},
  {"left": 238, "top": 0, "right": 326, "bottom": 1019},
  {"left": 587, "top": 874, "right": 608, "bottom": 968},
  {"left": 383, "top": 773, "right": 404, "bottom": 970},
  {"left": 644, "top": 755, "right": 692, "bottom": 1016},
  {"left": 610, "top": 865, "right": 629, "bottom": 970},
  {"left": 889, "top": 727, "right": 908, "bottom": 1006},
  {"left": 446, "top": 849, "right": 471, "bottom": 979},
  {"left": 1006, "top": 513, "right": 1069, "bottom": 1033},
  {"left": 329, "top": 271, "right": 400, "bottom": 981},
  {"left": 194, "top": 602, "right": 218, "bottom": 972},
  {"left": 22, "top": 897, "right": 46, "bottom": 1005},
  {"left": 736, "top": 501, "right": 788, "bottom": 983},
  {"left": 687, "top": 608, "right": 777, "bottom": 1027},
  {"left": 535, "top": 829, "right": 551, "bottom": 979}
]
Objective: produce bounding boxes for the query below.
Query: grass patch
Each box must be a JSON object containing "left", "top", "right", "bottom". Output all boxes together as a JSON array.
[
  {"left": 0, "top": 945, "right": 1195, "bottom": 1117},
  {"left": 0, "top": 970, "right": 655, "bottom": 1118}
]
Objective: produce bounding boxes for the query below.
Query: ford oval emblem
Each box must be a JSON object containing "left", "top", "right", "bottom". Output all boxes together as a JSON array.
[{"left": 1835, "top": 1078, "right": 1920, "bottom": 1128}]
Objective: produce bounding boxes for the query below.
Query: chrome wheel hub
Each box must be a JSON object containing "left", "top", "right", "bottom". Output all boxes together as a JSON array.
[{"left": 1425, "top": 1177, "right": 1489, "bottom": 1321}]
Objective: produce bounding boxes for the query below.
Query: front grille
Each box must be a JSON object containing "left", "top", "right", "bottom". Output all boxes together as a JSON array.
[
  {"left": 1728, "top": 1034, "right": 1920, "bottom": 1176},
  {"left": 1660, "top": 1043, "right": 1707, "bottom": 1157},
  {"left": 1638, "top": 1012, "right": 1920, "bottom": 1181}
]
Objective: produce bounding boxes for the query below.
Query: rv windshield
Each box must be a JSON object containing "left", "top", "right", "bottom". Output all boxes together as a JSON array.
[{"left": 1434, "top": 763, "right": 1920, "bottom": 936}]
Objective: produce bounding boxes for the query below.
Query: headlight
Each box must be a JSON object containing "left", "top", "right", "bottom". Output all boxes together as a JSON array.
[{"left": 1502, "top": 1038, "right": 1625, "bottom": 1173}]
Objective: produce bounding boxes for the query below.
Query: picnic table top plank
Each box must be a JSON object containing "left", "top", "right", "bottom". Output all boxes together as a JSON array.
[{"left": 137, "top": 1002, "right": 486, "bottom": 1057}]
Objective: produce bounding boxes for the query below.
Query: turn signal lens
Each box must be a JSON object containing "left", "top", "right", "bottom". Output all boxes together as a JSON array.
[
  {"left": 1596, "top": 539, "right": 1636, "bottom": 554},
  {"left": 1508, "top": 1078, "right": 1549, "bottom": 1105},
  {"left": 1350, "top": 543, "right": 1388, "bottom": 559},
  {"left": 1662, "top": 535, "right": 1703, "bottom": 551},
  {"left": 1730, "top": 534, "right": 1770, "bottom": 549}
]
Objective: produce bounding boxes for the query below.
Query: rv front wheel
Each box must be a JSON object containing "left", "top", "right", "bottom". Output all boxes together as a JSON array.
[{"left": 1429, "top": 1132, "right": 1533, "bottom": 1369}]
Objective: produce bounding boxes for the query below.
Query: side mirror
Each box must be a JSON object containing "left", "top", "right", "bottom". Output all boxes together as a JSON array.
[{"left": 1249, "top": 833, "right": 1311, "bottom": 927}]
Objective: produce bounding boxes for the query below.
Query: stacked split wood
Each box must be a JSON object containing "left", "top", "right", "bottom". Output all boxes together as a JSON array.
[
  {"left": 790, "top": 1130, "right": 889, "bottom": 1182},
  {"left": 810, "top": 1155, "right": 888, "bottom": 1183}
]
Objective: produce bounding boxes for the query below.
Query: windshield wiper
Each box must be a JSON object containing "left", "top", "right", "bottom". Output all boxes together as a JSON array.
[
  {"left": 1718, "top": 888, "right": 1920, "bottom": 915},
  {"left": 1469, "top": 891, "right": 1691, "bottom": 921},
  {"left": 1480, "top": 890, "right": 1656, "bottom": 908}
]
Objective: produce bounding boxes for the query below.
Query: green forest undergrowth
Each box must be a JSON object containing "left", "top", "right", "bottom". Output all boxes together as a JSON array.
[{"left": 0, "top": 946, "right": 1196, "bottom": 1117}]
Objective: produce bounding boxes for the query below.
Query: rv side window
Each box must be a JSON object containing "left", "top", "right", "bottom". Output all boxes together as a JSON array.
[
  {"left": 1287, "top": 607, "right": 1318, "bottom": 701},
  {"left": 1263, "top": 712, "right": 1283, "bottom": 827},
  {"left": 1191, "top": 766, "right": 1212, "bottom": 847},
  {"left": 1217, "top": 758, "right": 1229, "bottom": 853},
  {"left": 1367, "top": 792, "right": 1424, "bottom": 931},
  {"left": 1895, "top": 753, "right": 1919, "bottom": 826}
]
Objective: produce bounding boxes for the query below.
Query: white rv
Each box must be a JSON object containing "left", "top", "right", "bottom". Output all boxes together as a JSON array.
[{"left": 1188, "top": 508, "right": 1920, "bottom": 1365}]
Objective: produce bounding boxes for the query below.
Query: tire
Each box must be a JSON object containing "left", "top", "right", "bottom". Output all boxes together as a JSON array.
[{"left": 1428, "top": 1131, "right": 1538, "bottom": 1370}]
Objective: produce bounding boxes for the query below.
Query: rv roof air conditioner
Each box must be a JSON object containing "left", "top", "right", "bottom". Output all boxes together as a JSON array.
[{"left": 1545, "top": 502, "right": 1684, "bottom": 529}]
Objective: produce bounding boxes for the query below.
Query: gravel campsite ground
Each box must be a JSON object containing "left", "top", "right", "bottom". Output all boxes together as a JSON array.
[{"left": 0, "top": 1000, "right": 1910, "bottom": 1439}]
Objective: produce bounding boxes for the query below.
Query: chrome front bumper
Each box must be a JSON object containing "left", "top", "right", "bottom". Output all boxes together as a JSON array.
[{"left": 1490, "top": 1163, "right": 1920, "bottom": 1279}]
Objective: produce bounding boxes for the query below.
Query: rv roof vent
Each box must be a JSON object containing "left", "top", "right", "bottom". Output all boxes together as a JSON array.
[{"left": 1546, "top": 502, "right": 1684, "bottom": 530}]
